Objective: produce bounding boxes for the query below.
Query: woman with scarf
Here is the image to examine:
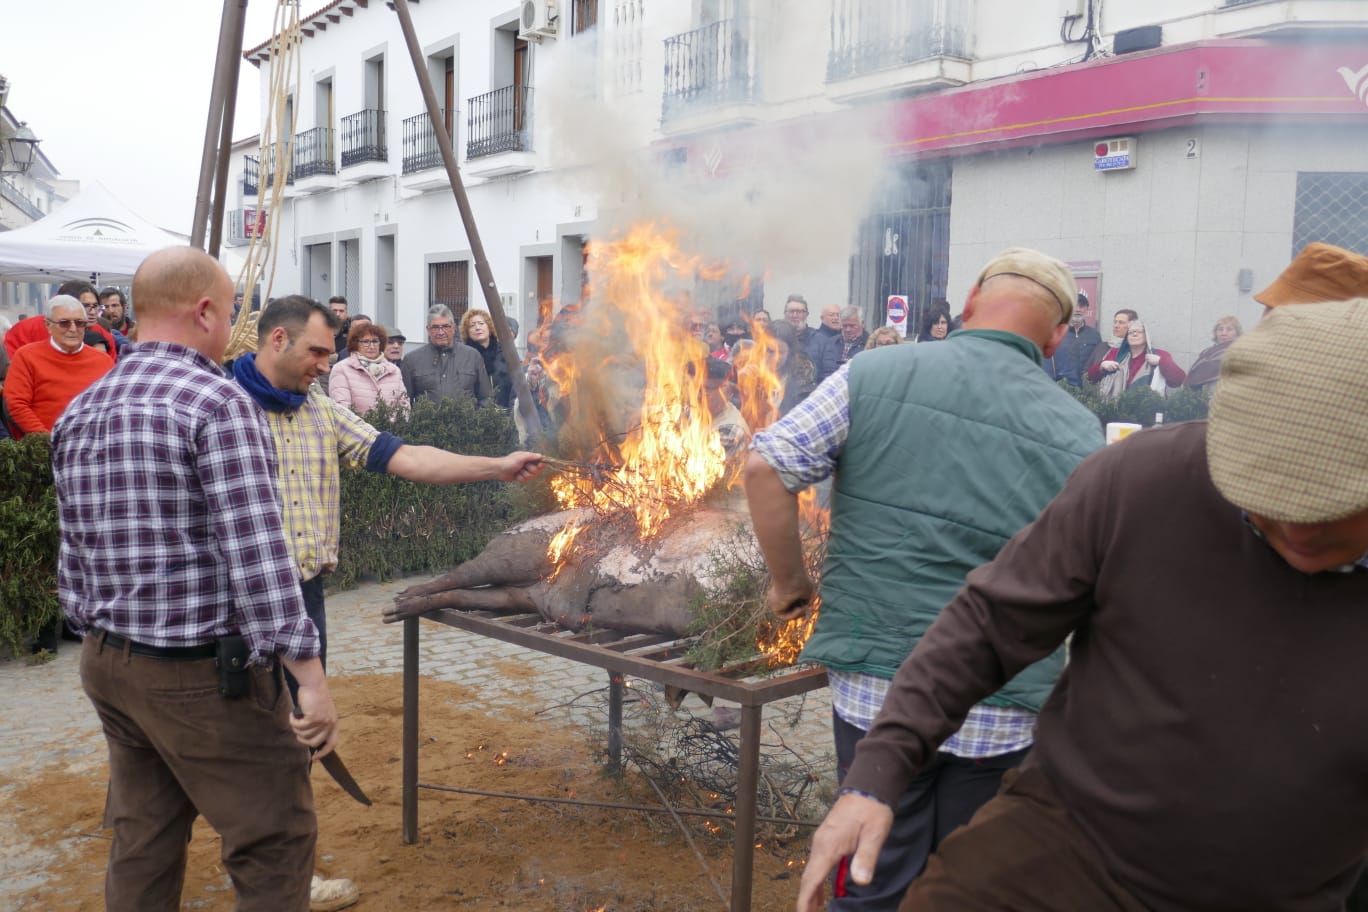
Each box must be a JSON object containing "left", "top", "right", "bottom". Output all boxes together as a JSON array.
[
  {"left": 462, "top": 309, "right": 513, "bottom": 409},
  {"left": 1184, "top": 316, "right": 1242, "bottom": 396},
  {"left": 328, "top": 321, "right": 410, "bottom": 416},
  {"left": 1088, "top": 319, "right": 1187, "bottom": 399}
]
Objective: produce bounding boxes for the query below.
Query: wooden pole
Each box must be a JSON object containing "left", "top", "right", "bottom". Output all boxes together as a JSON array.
[
  {"left": 192, "top": 0, "right": 249, "bottom": 250},
  {"left": 208, "top": 0, "right": 251, "bottom": 257},
  {"left": 389, "top": 0, "right": 544, "bottom": 441}
]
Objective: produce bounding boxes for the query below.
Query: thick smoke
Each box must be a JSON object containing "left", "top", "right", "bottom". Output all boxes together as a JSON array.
[{"left": 538, "top": 5, "right": 891, "bottom": 282}]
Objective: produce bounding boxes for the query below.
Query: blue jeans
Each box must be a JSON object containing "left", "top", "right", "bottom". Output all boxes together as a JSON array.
[{"left": 829, "top": 710, "right": 1029, "bottom": 911}]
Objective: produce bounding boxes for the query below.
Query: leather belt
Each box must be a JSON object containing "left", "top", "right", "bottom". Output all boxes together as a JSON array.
[{"left": 98, "top": 629, "right": 217, "bottom": 660}]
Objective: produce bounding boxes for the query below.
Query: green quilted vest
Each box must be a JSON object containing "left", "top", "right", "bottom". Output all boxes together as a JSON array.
[{"left": 799, "top": 329, "right": 1103, "bottom": 711}]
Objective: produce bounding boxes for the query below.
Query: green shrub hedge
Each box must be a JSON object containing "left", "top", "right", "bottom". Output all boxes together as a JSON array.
[
  {"left": 1059, "top": 381, "right": 1210, "bottom": 428},
  {"left": 0, "top": 397, "right": 553, "bottom": 656},
  {"left": 329, "top": 396, "right": 554, "bottom": 590},
  {"left": 0, "top": 434, "right": 60, "bottom": 656}
]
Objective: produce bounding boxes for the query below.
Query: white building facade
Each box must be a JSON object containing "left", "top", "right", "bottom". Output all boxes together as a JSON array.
[
  {"left": 0, "top": 99, "right": 75, "bottom": 320},
  {"left": 239, "top": 0, "right": 1368, "bottom": 366}
]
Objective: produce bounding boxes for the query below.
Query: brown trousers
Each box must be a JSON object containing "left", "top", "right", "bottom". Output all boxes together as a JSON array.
[
  {"left": 80, "top": 635, "right": 316, "bottom": 911},
  {"left": 900, "top": 766, "right": 1149, "bottom": 912}
]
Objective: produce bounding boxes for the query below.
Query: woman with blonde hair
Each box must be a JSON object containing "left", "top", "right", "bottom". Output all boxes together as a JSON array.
[
  {"left": 865, "top": 327, "right": 905, "bottom": 349},
  {"left": 1184, "top": 316, "right": 1243, "bottom": 394},
  {"left": 328, "top": 321, "right": 409, "bottom": 415},
  {"left": 461, "top": 309, "right": 513, "bottom": 408}
]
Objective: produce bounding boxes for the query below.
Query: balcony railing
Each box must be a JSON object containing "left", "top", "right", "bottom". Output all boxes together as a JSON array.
[
  {"left": 261, "top": 142, "right": 294, "bottom": 187},
  {"left": 401, "top": 110, "right": 453, "bottom": 175},
  {"left": 242, "top": 154, "right": 259, "bottom": 196},
  {"left": 466, "top": 86, "right": 533, "bottom": 159},
  {"left": 662, "top": 18, "right": 760, "bottom": 120},
  {"left": 292, "top": 127, "right": 336, "bottom": 179},
  {"left": 827, "top": 0, "right": 968, "bottom": 82},
  {"left": 341, "top": 109, "right": 387, "bottom": 167}
]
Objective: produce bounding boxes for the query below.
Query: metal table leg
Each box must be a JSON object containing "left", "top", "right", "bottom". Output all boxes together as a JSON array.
[
  {"left": 607, "top": 671, "right": 624, "bottom": 773},
  {"left": 730, "top": 704, "right": 762, "bottom": 912},
  {"left": 402, "top": 615, "right": 419, "bottom": 844}
]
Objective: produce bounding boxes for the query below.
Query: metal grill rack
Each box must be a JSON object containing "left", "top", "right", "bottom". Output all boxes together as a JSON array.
[{"left": 400, "top": 608, "right": 828, "bottom": 912}]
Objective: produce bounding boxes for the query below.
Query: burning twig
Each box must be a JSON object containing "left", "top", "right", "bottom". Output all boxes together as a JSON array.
[{"left": 538, "top": 456, "right": 622, "bottom": 487}]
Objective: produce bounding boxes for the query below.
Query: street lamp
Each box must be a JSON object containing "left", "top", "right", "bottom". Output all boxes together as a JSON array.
[{"left": 1, "top": 122, "right": 40, "bottom": 175}]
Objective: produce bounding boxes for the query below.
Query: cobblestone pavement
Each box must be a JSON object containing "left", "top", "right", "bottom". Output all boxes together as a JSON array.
[{"left": 0, "top": 574, "right": 836, "bottom": 904}]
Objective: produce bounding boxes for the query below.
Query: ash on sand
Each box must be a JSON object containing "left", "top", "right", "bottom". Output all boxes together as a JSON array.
[{"left": 3, "top": 673, "right": 830, "bottom": 911}]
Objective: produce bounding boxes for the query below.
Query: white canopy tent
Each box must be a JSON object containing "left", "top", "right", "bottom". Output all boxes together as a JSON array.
[{"left": 0, "top": 181, "right": 241, "bottom": 284}]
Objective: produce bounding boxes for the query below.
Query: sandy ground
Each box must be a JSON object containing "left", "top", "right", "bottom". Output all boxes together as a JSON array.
[{"left": 2, "top": 671, "right": 823, "bottom": 911}]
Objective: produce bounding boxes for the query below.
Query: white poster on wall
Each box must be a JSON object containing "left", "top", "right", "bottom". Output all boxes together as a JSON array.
[{"left": 886, "top": 294, "right": 909, "bottom": 337}]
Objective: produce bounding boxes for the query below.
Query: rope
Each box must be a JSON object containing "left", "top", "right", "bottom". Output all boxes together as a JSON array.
[{"left": 225, "top": 0, "right": 302, "bottom": 361}]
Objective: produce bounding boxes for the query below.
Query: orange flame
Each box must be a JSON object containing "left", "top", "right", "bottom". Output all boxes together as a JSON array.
[
  {"left": 733, "top": 317, "right": 783, "bottom": 435},
  {"left": 547, "top": 519, "right": 586, "bottom": 581},
  {"left": 542, "top": 223, "right": 730, "bottom": 540},
  {"left": 758, "top": 487, "right": 829, "bottom": 665},
  {"left": 538, "top": 221, "right": 830, "bottom": 666}
]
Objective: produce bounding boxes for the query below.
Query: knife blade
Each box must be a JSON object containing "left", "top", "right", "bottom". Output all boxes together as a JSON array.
[
  {"left": 318, "top": 750, "right": 372, "bottom": 806},
  {"left": 292, "top": 705, "right": 372, "bottom": 805}
]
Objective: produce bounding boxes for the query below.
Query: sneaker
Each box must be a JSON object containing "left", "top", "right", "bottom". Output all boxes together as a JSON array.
[{"left": 310, "top": 874, "right": 360, "bottom": 911}]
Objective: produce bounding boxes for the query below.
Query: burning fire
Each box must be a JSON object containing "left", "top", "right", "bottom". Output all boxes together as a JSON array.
[
  {"left": 542, "top": 223, "right": 727, "bottom": 538},
  {"left": 756, "top": 487, "right": 828, "bottom": 666},
  {"left": 538, "top": 221, "right": 827, "bottom": 664}
]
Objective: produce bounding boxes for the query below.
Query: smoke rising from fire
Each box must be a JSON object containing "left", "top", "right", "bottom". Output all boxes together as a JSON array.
[{"left": 539, "top": 7, "right": 892, "bottom": 287}]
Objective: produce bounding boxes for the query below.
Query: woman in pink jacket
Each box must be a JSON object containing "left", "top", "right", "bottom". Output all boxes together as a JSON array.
[{"left": 329, "top": 321, "right": 410, "bottom": 416}]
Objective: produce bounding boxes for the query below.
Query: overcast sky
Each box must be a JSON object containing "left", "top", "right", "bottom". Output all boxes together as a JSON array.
[{"left": 2, "top": 1, "right": 282, "bottom": 234}]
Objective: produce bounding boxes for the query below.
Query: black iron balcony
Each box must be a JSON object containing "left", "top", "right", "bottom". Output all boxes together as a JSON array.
[
  {"left": 242, "top": 154, "right": 259, "bottom": 196},
  {"left": 827, "top": 0, "right": 969, "bottom": 82},
  {"left": 662, "top": 18, "right": 759, "bottom": 120},
  {"left": 292, "top": 127, "right": 336, "bottom": 179},
  {"left": 341, "top": 109, "right": 387, "bottom": 167},
  {"left": 261, "top": 142, "right": 294, "bottom": 187},
  {"left": 466, "top": 86, "right": 533, "bottom": 159},
  {"left": 401, "top": 110, "right": 453, "bottom": 174}
]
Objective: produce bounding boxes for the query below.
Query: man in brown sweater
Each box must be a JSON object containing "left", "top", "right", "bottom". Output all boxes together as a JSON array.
[{"left": 798, "top": 298, "right": 1368, "bottom": 912}]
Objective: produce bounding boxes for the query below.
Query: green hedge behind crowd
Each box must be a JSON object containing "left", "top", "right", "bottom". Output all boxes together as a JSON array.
[
  {"left": 1060, "top": 381, "right": 1210, "bottom": 427},
  {"left": 0, "top": 383, "right": 1202, "bottom": 656},
  {"left": 328, "top": 396, "right": 553, "bottom": 590},
  {"left": 0, "top": 434, "right": 60, "bottom": 656},
  {"left": 0, "top": 397, "right": 553, "bottom": 656}
]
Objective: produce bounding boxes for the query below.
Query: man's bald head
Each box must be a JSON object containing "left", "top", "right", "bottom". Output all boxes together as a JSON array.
[
  {"left": 131, "top": 247, "right": 234, "bottom": 360},
  {"left": 132, "top": 247, "right": 228, "bottom": 321}
]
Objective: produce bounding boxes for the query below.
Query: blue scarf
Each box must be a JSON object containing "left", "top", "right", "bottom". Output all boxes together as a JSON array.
[{"left": 232, "top": 353, "right": 307, "bottom": 412}]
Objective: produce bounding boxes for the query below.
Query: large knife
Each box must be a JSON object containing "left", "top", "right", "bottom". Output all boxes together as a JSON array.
[
  {"left": 317, "top": 750, "right": 372, "bottom": 806},
  {"left": 293, "top": 706, "right": 372, "bottom": 806}
]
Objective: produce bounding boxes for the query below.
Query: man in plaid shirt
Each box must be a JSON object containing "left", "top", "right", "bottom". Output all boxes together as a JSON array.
[
  {"left": 745, "top": 249, "right": 1103, "bottom": 911},
  {"left": 227, "top": 294, "right": 542, "bottom": 909},
  {"left": 52, "top": 247, "right": 339, "bottom": 911}
]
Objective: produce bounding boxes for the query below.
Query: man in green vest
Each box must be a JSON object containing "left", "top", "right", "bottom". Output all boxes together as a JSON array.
[{"left": 745, "top": 248, "right": 1103, "bottom": 911}]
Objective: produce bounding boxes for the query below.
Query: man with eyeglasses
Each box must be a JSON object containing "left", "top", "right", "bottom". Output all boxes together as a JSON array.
[
  {"left": 5, "top": 280, "right": 119, "bottom": 362},
  {"left": 784, "top": 293, "right": 813, "bottom": 350},
  {"left": 3, "top": 294, "right": 113, "bottom": 438},
  {"left": 399, "top": 304, "right": 492, "bottom": 405}
]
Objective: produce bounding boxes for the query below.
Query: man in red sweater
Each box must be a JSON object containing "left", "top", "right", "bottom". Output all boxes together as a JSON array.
[
  {"left": 4, "top": 280, "right": 118, "bottom": 361},
  {"left": 4, "top": 295, "right": 113, "bottom": 437}
]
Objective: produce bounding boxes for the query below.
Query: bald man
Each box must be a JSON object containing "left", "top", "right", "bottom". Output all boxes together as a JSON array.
[
  {"left": 51, "top": 246, "right": 338, "bottom": 911},
  {"left": 746, "top": 248, "right": 1103, "bottom": 910}
]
